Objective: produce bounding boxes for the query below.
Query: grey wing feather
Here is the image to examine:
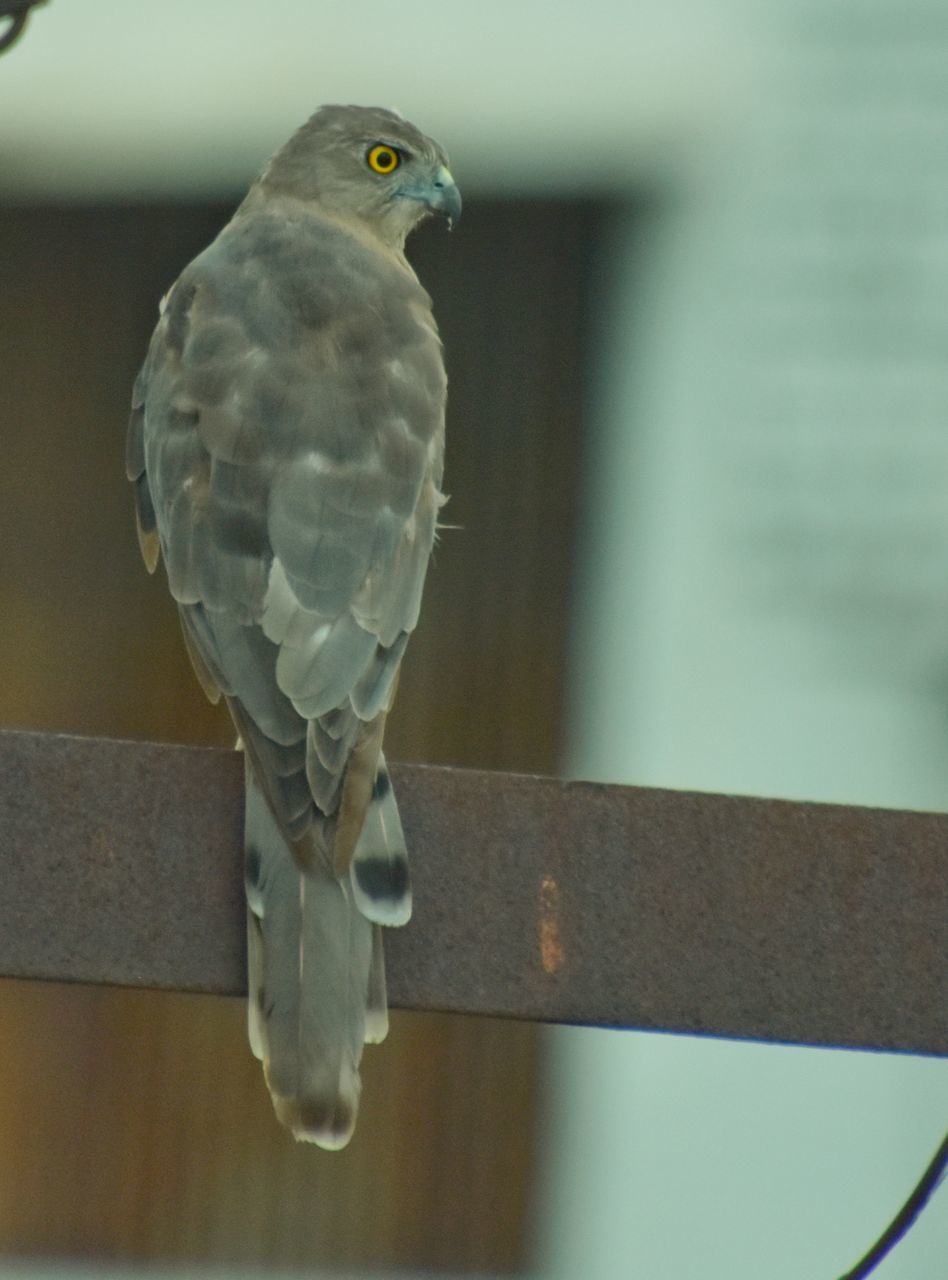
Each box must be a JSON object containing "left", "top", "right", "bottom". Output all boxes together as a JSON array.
[
  {"left": 127, "top": 372, "right": 160, "bottom": 572},
  {"left": 351, "top": 630, "right": 409, "bottom": 720}
]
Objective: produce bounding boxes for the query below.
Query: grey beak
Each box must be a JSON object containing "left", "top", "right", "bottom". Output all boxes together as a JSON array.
[{"left": 425, "top": 165, "right": 462, "bottom": 227}]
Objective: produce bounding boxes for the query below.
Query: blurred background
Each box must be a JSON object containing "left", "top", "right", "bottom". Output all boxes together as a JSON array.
[{"left": 1, "top": 1, "right": 946, "bottom": 1277}]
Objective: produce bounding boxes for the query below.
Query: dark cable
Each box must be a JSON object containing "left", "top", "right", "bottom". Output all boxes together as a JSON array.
[
  {"left": 0, "top": 0, "right": 45, "bottom": 55},
  {"left": 838, "top": 1131, "right": 948, "bottom": 1280}
]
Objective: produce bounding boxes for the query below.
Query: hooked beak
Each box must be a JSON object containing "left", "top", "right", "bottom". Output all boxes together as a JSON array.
[
  {"left": 404, "top": 164, "right": 462, "bottom": 228},
  {"left": 428, "top": 165, "right": 462, "bottom": 227}
]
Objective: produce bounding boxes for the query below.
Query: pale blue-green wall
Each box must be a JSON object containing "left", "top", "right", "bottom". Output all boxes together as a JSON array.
[{"left": 540, "top": 7, "right": 948, "bottom": 1277}]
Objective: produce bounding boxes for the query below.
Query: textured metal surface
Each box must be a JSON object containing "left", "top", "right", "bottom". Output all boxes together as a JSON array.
[{"left": 0, "top": 728, "right": 945, "bottom": 1055}]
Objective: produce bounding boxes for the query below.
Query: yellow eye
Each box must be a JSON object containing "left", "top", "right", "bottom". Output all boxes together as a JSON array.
[{"left": 367, "top": 144, "right": 401, "bottom": 175}]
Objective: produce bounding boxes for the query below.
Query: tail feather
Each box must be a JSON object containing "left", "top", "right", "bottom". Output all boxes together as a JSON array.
[
  {"left": 244, "top": 764, "right": 373, "bottom": 1148},
  {"left": 349, "top": 753, "right": 412, "bottom": 926},
  {"left": 364, "top": 924, "right": 389, "bottom": 1045}
]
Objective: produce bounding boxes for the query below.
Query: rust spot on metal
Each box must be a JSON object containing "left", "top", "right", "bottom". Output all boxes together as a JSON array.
[{"left": 539, "top": 875, "right": 565, "bottom": 974}]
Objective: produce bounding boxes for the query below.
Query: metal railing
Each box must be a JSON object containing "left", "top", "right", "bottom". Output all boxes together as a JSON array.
[{"left": 1, "top": 727, "right": 944, "bottom": 1057}]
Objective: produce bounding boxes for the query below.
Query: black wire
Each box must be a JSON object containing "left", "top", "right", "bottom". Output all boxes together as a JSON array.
[
  {"left": 0, "top": 0, "right": 44, "bottom": 55},
  {"left": 837, "top": 1131, "right": 948, "bottom": 1280}
]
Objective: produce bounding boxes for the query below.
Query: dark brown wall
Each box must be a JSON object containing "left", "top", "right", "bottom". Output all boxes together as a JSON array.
[{"left": 0, "top": 196, "right": 598, "bottom": 1270}]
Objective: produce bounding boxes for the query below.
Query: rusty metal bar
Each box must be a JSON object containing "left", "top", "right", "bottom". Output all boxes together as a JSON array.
[{"left": 0, "top": 727, "right": 945, "bottom": 1056}]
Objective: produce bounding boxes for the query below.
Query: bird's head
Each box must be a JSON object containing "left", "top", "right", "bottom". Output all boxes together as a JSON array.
[{"left": 258, "top": 104, "right": 461, "bottom": 248}]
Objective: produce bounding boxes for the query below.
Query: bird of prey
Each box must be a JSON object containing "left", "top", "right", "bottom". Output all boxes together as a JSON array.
[{"left": 126, "top": 105, "right": 459, "bottom": 1148}]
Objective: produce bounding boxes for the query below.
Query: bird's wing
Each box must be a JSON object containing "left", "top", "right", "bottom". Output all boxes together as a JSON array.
[{"left": 134, "top": 203, "right": 445, "bottom": 856}]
